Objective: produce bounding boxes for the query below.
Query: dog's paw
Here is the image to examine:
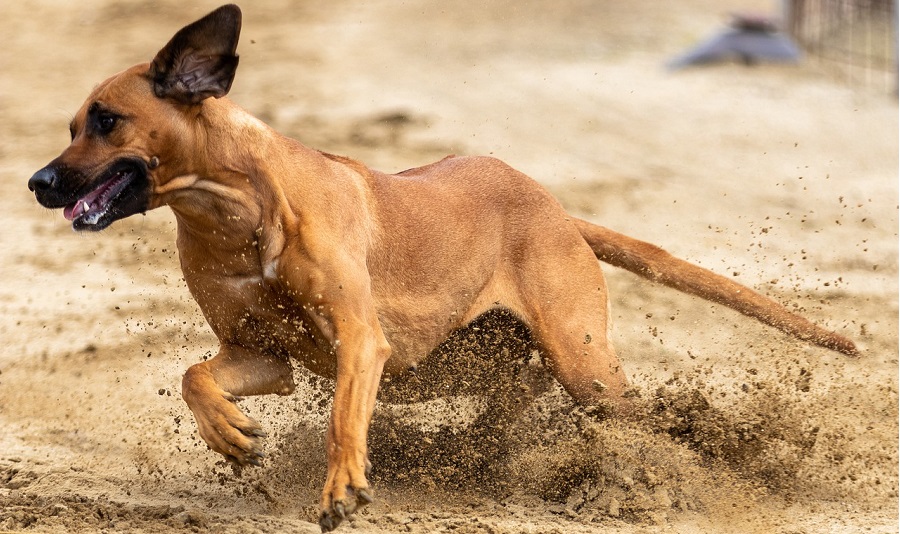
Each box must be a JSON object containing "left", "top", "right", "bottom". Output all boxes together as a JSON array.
[
  {"left": 318, "top": 486, "right": 374, "bottom": 532},
  {"left": 189, "top": 392, "right": 268, "bottom": 466}
]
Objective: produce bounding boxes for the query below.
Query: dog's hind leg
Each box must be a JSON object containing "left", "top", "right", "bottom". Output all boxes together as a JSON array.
[
  {"left": 515, "top": 233, "right": 630, "bottom": 415},
  {"left": 181, "top": 344, "right": 296, "bottom": 466}
]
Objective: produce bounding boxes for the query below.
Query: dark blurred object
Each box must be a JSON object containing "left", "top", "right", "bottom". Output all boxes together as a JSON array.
[{"left": 667, "top": 13, "right": 802, "bottom": 69}]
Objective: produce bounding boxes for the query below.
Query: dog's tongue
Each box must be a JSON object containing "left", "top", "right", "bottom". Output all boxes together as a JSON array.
[
  {"left": 63, "top": 200, "right": 84, "bottom": 221},
  {"left": 62, "top": 172, "right": 123, "bottom": 221},
  {"left": 64, "top": 197, "right": 96, "bottom": 221}
]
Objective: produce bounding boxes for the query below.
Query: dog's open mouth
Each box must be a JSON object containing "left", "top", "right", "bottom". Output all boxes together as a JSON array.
[{"left": 63, "top": 161, "right": 150, "bottom": 231}]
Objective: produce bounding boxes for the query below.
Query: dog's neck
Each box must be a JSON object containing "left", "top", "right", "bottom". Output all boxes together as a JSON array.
[
  {"left": 160, "top": 100, "right": 279, "bottom": 235},
  {"left": 162, "top": 98, "right": 345, "bottom": 277}
]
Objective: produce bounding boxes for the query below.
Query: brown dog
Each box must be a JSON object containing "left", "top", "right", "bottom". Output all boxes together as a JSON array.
[{"left": 28, "top": 5, "right": 857, "bottom": 531}]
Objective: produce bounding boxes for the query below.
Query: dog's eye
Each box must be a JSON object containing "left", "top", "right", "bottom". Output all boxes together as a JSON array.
[{"left": 97, "top": 113, "right": 118, "bottom": 134}]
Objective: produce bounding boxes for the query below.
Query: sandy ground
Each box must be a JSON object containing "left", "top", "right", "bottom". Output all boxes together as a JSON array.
[{"left": 0, "top": 1, "right": 897, "bottom": 532}]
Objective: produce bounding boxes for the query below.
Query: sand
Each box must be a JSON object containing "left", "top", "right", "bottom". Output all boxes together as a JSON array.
[{"left": 0, "top": 1, "right": 896, "bottom": 532}]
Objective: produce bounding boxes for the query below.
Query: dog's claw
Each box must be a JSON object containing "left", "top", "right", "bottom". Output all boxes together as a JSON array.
[
  {"left": 334, "top": 502, "right": 346, "bottom": 519},
  {"left": 245, "top": 443, "right": 266, "bottom": 466},
  {"left": 319, "top": 513, "right": 337, "bottom": 533},
  {"left": 242, "top": 428, "right": 269, "bottom": 438},
  {"left": 357, "top": 488, "right": 374, "bottom": 505}
]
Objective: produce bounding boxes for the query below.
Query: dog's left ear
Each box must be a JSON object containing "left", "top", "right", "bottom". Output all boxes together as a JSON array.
[{"left": 148, "top": 4, "right": 242, "bottom": 105}]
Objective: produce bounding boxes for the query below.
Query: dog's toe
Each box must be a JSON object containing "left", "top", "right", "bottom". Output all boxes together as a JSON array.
[
  {"left": 318, "top": 511, "right": 338, "bottom": 532},
  {"left": 318, "top": 486, "right": 373, "bottom": 532},
  {"left": 192, "top": 394, "right": 269, "bottom": 467}
]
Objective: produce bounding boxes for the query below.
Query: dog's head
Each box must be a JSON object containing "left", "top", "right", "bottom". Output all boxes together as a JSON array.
[{"left": 28, "top": 4, "right": 242, "bottom": 231}]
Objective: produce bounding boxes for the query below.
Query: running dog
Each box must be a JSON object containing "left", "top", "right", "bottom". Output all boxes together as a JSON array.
[{"left": 28, "top": 5, "right": 857, "bottom": 531}]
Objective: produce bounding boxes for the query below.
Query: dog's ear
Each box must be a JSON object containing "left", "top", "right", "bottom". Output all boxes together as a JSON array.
[{"left": 148, "top": 4, "right": 242, "bottom": 105}]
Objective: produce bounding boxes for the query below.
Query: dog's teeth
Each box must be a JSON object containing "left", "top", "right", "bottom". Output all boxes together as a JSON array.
[{"left": 83, "top": 201, "right": 91, "bottom": 212}]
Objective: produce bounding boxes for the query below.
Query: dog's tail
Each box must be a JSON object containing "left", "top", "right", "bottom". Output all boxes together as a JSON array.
[{"left": 574, "top": 218, "right": 859, "bottom": 356}]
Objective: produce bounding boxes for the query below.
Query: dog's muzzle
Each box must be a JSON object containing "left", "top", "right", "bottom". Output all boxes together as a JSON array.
[{"left": 28, "top": 159, "right": 151, "bottom": 231}]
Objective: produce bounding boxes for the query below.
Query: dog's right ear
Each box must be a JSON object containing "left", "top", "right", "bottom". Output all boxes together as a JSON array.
[{"left": 148, "top": 4, "right": 242, "bottom": 105}]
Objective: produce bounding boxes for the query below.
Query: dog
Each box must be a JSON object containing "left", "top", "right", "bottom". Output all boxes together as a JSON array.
[{"left": 28, "top": 5, "right": 857, "bottom": 531}]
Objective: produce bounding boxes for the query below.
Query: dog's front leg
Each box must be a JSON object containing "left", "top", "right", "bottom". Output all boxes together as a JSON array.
[
  {"left": 259, "top": 201, "right": 392, "bottom": 530},
  {"left": 181, "top": 344, "right": 295, "bottom": 466},
  {"left": 270, "top": 244, "right": 391, "bottom": 531},
  {"left": 315, "top": 307, "right": 390, "bottom": 532}
]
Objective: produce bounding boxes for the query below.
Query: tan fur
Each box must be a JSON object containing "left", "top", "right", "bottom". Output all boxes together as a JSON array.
[{"left": 29, "top": 5, "right": 856, "bottom": 532}]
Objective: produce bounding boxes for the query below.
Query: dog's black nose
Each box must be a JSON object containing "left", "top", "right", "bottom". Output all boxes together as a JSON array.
[{"left": 28, "top": 167, "right": 57, "bottom": 192}]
